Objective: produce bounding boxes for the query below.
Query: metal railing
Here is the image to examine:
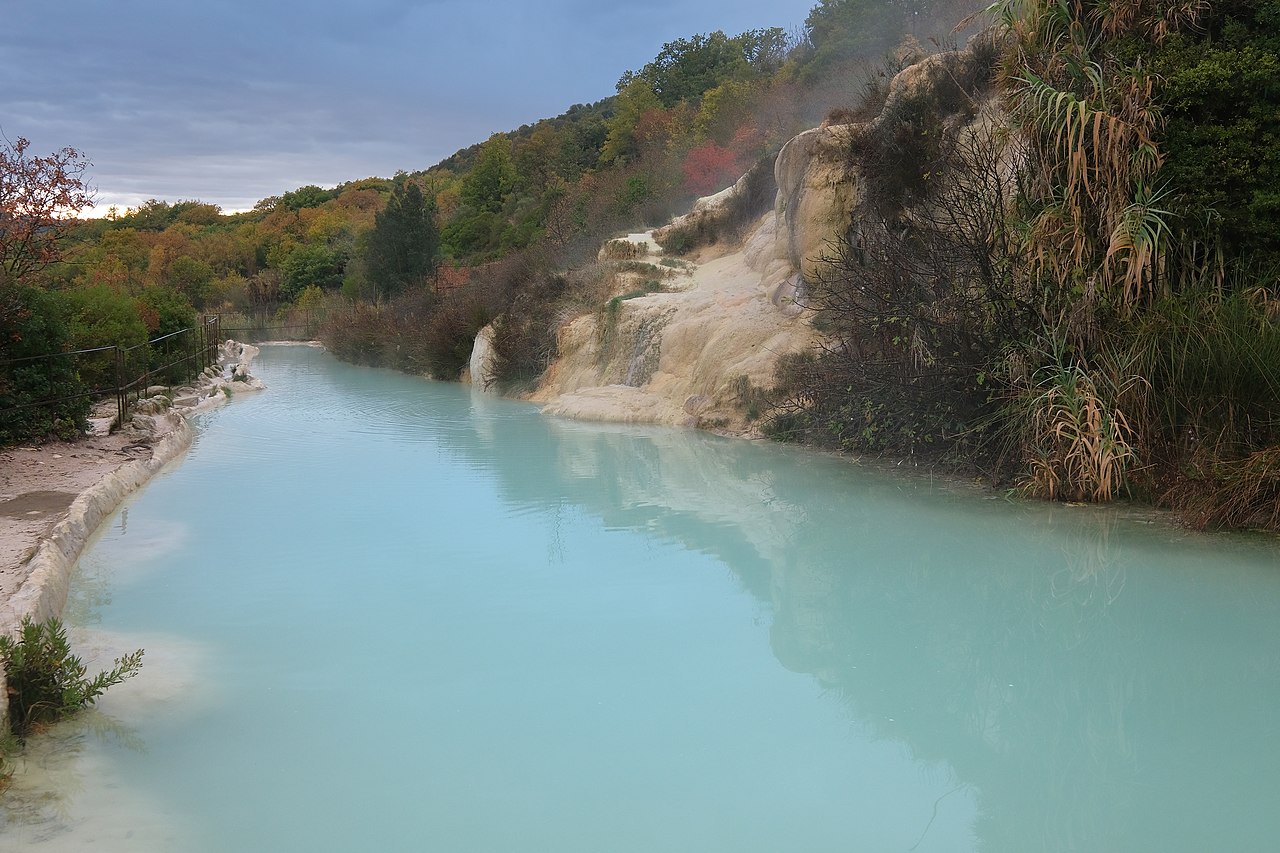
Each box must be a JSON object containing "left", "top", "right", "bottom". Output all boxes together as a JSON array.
[{"left": 0, "top": 315, "right": 223, "bottom": 433}]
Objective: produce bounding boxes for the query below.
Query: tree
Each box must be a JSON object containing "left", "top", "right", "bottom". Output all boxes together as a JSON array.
[
  {"left": 166, "top": 255, "right": 215, "bottom": 306},
  {"left": 619, "top": 31, "right": 754, "bottom": 108},
  {"left": 682, "top": 143, "right": 742, "bottom": 197},
  {"left": 601, "top": 80, "right": 664, "bottom": 164},
  {"left": 280, "top": 185, "right": 334, "bottom": 211},
  {"left": 365, "top": 178, "right": 440, "bottom": 299},
  {"left": 1, "top": 136, "right": 94, "bottom": 285},
  {"left": 281, "top": 243, "right": 342, "bottom": 299},
  {"left": 800, "top": 0, "right": 905, "bottom": 80},
  {"left": 0, "top": 285, "right": 88, "bottom": 443},
  {"left": 460, "top": 136, "right": 517, "bottom": 214}
]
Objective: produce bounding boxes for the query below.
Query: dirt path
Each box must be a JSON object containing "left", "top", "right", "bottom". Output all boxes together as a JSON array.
[{"left": 0, "top": 434, "right": 148, "bottom": 604}]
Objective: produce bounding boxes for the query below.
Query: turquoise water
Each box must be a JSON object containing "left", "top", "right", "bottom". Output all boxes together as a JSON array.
[{"left": 4, "top": 343, "right": 1280, "bottom": 852}]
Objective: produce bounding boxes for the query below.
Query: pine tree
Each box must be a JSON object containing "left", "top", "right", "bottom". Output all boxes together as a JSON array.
[{"left": 365, "top": 177, "right": 440, "bottom": 299}]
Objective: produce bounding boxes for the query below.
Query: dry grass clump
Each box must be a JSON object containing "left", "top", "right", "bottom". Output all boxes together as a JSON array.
[
  {"left": 1167, "top": 447, "right": 1280, "bottom": 531},
  {"left": 1021, "top": 364, "right": 1139, "bottom": 502},
  {"left": 599, "top": 239, "right": 643, "bottom": 261}
]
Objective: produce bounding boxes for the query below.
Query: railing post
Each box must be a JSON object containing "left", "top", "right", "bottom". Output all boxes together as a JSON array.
[{"left": 114, "top": 345, "right": 125, "bottom": 428}]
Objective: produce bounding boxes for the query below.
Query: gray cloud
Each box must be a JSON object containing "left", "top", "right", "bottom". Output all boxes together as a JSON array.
[{"left": 3, "top": 0, "right": 816, "bottom": 212}]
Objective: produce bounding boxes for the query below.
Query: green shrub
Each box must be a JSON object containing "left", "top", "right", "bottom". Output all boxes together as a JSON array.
[
  {"left": 1152, "top": 0, "right": 1280, "bottom": 270},
  {"left": 138, "top": 286, "right": 199, "bottom": 383},
  {"left": 0, "top": 616, "right": 143, "bottom": 739},
  {"left": 1126, "top": 289, "right": 1280, "bottom": 456},
  {"left": 60, "top": 285, "right": 149, "bottom": 391},
  {"left": 0, "top": 285, "right": 90, "bottom": 445}
]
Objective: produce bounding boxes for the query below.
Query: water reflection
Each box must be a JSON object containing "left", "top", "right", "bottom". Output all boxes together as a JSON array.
[
  {"left": 408, "top": 359, "right": 1280, "bottom": 852},
  {"left": 26, "top": 346, "right": 1278, "bottom": 852}
]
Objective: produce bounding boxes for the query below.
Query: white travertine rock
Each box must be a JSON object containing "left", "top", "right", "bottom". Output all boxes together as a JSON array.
[
  {"left": 533, "top": 212, "right": 819, "bottom": 435},
  {"left": 466, "top": 322, "right": 500, "bottom": 390}
]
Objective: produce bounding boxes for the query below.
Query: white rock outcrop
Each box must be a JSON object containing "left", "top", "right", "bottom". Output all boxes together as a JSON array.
[{"left": 532, "top": 202, "right": 819, "bottom": 433}]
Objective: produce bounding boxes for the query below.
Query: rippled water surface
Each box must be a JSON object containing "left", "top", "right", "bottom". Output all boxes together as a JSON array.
[{"left": 4, "top": 344, "right": 1279, "bottom": 852}]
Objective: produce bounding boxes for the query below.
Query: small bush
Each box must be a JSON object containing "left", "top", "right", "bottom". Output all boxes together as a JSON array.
[
  {"left": 655, "top": 225, "right": 698, "bottom": 256},
  {"left": 319, "top": 301, "right": 391, "bottom": 367},
  {"left": 0, "top": 616, "right": 143, "bottom": 739},
  {"left": 720, "top": 154, "right": 777, "bottom": 238},
  {"left": 489, "top": 274, "right": 565, "bottom": 390},
  {"left": 1169, "top": 447, "right": 1280, "bottom": 531},
  {"left": 823, "top": 106, "right": 861, "bottom": 126},
  {"left": 733, "top": 374, "right": 774, "bottom": 422},
  {"left": 0, "top": 285, "right": 89, "bottom": 445},
  {"left": 600, "top": 240, "right": 642, "bottom": 261},
  {"left": 613, "top": 260, "right": 663, "bottom": 277},
  {"left": 1015, "top": 362, "right": 1140, "bottom": 503},
  {"left": 421, "top": 255, "right": 531, "bottom": 378},
  {"left": 60, "top": 285, "right": 149, "bottom": 391},
  {"left": 656, "top": 216, "right": 719, "bottom": 256}
]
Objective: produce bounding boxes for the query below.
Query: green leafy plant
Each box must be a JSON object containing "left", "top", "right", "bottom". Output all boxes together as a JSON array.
[{"left": 0, "top": 616, "right": 143, "bottom": 739}]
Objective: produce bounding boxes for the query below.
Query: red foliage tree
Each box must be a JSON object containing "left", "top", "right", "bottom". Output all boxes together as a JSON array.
[
  {"left": 1, "top": 137, "right": 94, "bottom": 285},
  {"left": 681, "top": 142, "right": 742, "bottom": 198}
]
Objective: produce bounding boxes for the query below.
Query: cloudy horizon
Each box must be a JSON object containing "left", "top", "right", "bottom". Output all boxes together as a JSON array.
[{"left": 4, "top": 0, "right": 817, "bottom": 214}]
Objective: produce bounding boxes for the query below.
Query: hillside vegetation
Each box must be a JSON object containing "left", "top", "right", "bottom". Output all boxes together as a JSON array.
[
  {"left": 765, "top": 0, "right": 1280, "bottom": 531},
  {"left": 4, "top": 0, "right": 1279, "bottom": 531}
]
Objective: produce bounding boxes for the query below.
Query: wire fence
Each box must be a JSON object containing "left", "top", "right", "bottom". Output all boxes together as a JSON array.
[
  {"left": 218, "top": 308, "right": 326, "bottom": 344},
  {"left": 1, "top": 315, "right": 224, "bottom": 433}
]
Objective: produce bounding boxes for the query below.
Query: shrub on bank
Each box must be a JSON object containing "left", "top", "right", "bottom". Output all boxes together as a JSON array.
[
  {"left": 0, "top": 616, "right": 143, "bottom": 740},
  {"left": 0, "top": 616, "right": 143, "bottom": 788}
]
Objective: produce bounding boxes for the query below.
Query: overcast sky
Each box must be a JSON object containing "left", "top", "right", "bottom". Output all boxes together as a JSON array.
[{"left": 2, "top": 0, "right": 819, "bottom": 214}]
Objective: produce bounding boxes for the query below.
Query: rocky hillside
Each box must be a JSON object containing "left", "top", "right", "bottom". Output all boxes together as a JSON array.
[{"left": 483, "top": 40, "right": 994, "bottom": 438}]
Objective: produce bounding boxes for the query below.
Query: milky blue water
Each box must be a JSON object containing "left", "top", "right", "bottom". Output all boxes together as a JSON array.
[{"left": 4, "top": 344, "right": 1280, "bottom": 852}]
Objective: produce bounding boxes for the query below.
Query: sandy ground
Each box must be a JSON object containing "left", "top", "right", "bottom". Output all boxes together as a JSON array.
[{"left": 0, "top": 432, "right": 150, "bottom": 605}]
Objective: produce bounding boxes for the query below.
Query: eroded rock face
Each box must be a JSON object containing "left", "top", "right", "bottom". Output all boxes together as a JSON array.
[
  {"left": 532, "top": 214, "right": 818, "bottom": 433},
  {"left": 774, "top": 123, "right": 862, "bottom": 287},
  {"left": 528, "top": 113, "right": 869, "bottom": 433}
]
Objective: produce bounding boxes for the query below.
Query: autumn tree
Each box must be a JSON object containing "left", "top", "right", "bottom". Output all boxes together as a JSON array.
[
  {"left": 166, "top": 255, "right": 215, "bottom": 306},
  {"left": 1, "top": 136, "right": 95, "bottom": 443},
  {"left": 682, "top": 143, "right": 742, "bottom": 197},
  {"left": 0, "top": 136, "right": 94, "bottom": 285},
  {"left": 601, "top": 80, "right": 664, "bottom": 164},
  {"left": 459, "top": 136, "right": 517, "bottom": 214}
]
